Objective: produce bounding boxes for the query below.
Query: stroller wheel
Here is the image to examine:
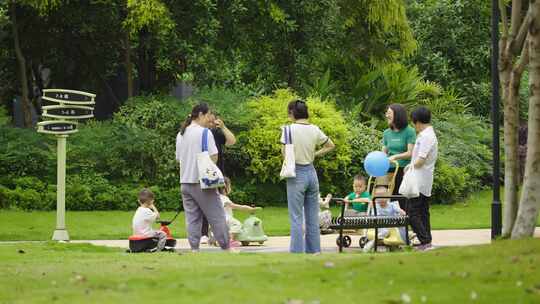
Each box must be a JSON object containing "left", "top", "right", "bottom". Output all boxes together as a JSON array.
[
  {"left": 359, "top": 236, "right": 368, "bottom": 248},
  {"left": 336, "top": 235, "right": 352, "bottom": 248}
]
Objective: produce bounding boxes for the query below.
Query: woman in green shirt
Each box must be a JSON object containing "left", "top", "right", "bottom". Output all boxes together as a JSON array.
[{"left": 382, "top": 104, "right": 416, "bottom": 196}]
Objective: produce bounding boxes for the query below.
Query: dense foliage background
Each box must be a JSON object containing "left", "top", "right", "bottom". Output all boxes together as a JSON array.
[{"left": 0, "top": 0, "right": 495, "bottom": 210}]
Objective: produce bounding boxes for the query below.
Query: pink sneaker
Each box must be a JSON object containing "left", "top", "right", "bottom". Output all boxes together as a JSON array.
[{"left": 229, "top": 240, "right": 241, "bottom": 248}]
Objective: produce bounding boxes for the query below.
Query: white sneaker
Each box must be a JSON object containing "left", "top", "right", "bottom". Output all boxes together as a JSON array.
[
  {"left": 200, "top": 236, "right": 209, "bottom": 244},
  {"left": 363, "top": 240, "right": 375, "bottom": 253}
]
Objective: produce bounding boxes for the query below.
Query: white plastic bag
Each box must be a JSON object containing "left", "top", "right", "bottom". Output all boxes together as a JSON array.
[
  {"left": 280, "top": 125, "right": 296, "bottom": 179},
  {"left": 399, "top": 167, "right": 420, "bottom": 198},
  {"left": 197, "top": 128, "right": 225, "bottom": 189}
]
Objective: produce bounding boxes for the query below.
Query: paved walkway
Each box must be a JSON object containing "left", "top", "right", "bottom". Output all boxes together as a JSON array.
[{"left": 68, "top": 228, "right": 540, "bottom": 253}]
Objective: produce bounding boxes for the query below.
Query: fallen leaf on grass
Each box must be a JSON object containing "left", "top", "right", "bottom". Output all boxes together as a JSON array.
[
  {"left": 401, "top": 293, "right": 411, "bottom": 303},
  {"left": 510, "top": 256, "right": 520, "bottom": 264},
  {"left": 470, "top": 291, "right": 478, "bottom": 300},
  {"left": 284, "top": 299, "right": 303, "bottom": 304},
  {"left": 74, "top": 274, "right": 86, "bottom": 283},
  {"left": 118, "top": 283, "right": 128, "bottom": 291},
  {"left": 323, "top": 261, "right": 335, "bottom": 268}
]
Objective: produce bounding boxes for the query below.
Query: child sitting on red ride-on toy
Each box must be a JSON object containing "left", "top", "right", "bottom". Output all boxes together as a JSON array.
[{"left": 129, "top": 188, "right": 176, "bottom": 252}]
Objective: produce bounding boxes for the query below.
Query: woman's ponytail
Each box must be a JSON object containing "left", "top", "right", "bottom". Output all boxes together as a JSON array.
[
  {"left": 180, "top": 102, "right": 210, "bottom": 135},
  {"left": 180, "top": 114, "right": 193, "bottom": 135}
]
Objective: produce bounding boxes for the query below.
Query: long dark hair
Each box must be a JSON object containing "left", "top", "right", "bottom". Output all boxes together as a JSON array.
[
  {"left": 180, "top": 103, "right": 210, "bottom": 135},
  {"left": 387, "top": 104, "right": 408, "bottom": 130},
  {"left": 288, "top": 99, "right": 309, "bottom": 119}
]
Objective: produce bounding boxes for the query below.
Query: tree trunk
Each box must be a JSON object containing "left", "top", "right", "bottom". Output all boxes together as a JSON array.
[
  {"left": 512, "top": 1, "right": 540, "bottom": 239},
  {"left": 11, "top": 2, "right": 32, "bottom": 128},
  {"left": 502, "top": 69, "right": 523, "bottom": 236},
  {"left": 125, "top": 32, "right": 134, "bottom": 99},
  {"left": 501, "top": 41, "right": 528, "bottom": 237},
  {"left": 499, "top": 1, "right": 527, "bottom": 237}
]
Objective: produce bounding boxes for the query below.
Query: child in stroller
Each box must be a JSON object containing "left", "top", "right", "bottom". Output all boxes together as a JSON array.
[{"left": 363, "top": 185, "right": 407, "bottom": 252}]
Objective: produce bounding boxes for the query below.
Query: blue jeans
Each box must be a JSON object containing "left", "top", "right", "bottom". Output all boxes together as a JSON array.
[{"left": 286, "top": 164, "right": 320, "bottom": 253}]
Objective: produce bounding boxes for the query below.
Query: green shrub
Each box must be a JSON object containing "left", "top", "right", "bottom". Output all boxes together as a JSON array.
[
  {"left": 347, "top": 121, "right": 383, "bottom": 178},
  {"left": 0, "top": 105, "right": 9, "bottom": 125},
  {"left": 191, "top": 87, "right": 252, "bottom": 131},
  {"left": 0, "top": 126, "right": 54, "bottom": 182},
  {"left": 1, "top": 177, "right": 55, "bottom": 210},
  {"left": 9, "top": 188, "right": 42, "bottom": 210},
  {"left": 433, "top": 112, "right": 491, "bottom": 188},
  {"left": 115, "top": 95, "right": 190, "bottom": 136},
  {"left": 0, "top": 185, "right": 10, "bottom": 208},
  {"left": 111, "top": 95, "right": 191, "bottom": 187},
  {"left": 228, "top": 180, "right": 287, "bottom": 207},
  {"left": 432, "top": 160, "right": 469, "bottom": 204},
  {"left": 242, "top": 89, "right": 352, "bottom": 193}
]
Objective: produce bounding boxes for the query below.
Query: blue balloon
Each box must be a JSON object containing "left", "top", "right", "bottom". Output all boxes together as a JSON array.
[{"left": 364, "top": 151, "right": 390, "bottom": 177}]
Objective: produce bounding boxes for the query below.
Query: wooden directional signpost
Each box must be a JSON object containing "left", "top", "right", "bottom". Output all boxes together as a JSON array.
[{"left": 38, "top": 89, "right": 96, "bottom": 241}]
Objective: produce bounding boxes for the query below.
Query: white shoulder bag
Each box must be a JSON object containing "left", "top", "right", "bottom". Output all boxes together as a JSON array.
[
  {"left": 279, "top": 125, "right": 296, "bottom": 179},
  {"left": 197, "top": 128, "right": 225, "bottom": 189},
  {"left": 398, "top": 166, "right": 420, "bottom": 198}
]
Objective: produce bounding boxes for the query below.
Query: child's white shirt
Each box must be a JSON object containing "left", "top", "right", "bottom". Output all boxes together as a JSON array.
[
  {"left": 220, "top": 194, "right": 234, "bottom": 222},
  {"left": 132, "top": 206, "right": 158, "bottom": 236},
  {"left": 370, "top": 201, "right": 402, "bottom": 216}
]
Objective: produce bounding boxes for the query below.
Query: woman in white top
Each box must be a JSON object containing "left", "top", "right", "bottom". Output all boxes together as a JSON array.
[
  {"left": 281, "top": 100, "right": 335, "bottom": 253},
  {"left": 175, "top": 103, "right": 230, "bottom": 251},
  {"left": 408, "top": 106, "right": 438, "bottom": 251}
]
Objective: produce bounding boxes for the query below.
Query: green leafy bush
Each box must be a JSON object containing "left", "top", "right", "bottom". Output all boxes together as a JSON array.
[
  {"left": 242, "top": 89, "right": 352, "bottom": 193},
  {"left": 191, "top": 87, "right": 252, "bottom": 131},
  {"left": 347, "top": 121, "right": 383, "bottom": 177},
  {"left": 432, "top": 160, "right": 469, "bottom": 204},
  {"left": 115, "top": 95, "right": 189, "bottom": 136},
  {"left": 0, "top": 105, "right": 9, "bottom": 125},
  {"left": 0, "top": 126, "right": 54, "bottom": 182},
  {"left": 433, "top": 112, "right": 492, "bottom": 187},
  {"left": 1, "top": 177, "right": 55, "bottom": 210}
]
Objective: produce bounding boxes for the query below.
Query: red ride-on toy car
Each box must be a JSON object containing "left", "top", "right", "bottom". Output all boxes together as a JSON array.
[{"left": 128, "top": 210, "right": 180, "bottom": 253}]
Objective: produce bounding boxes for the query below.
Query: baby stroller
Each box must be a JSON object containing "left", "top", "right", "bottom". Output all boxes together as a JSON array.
[{"left": 335, "top": 161, "right": 401, "bottom": 249}]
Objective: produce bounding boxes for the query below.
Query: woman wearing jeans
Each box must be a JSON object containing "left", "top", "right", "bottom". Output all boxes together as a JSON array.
[{"left": 281, "top": 100, "right": 335, "bottom": 253}]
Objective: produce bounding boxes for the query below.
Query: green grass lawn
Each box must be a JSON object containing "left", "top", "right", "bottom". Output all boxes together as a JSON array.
[
  {"left": 1, "top": 239, "right": 539, "bottom": 303},
  {"left": 1, "top": 189, "right": 539, "bottom": 241}
]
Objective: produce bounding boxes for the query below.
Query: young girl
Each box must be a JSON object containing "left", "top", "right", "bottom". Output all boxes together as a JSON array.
[{"left": 219, "top": 177, "right": 261, "bottom": 247}]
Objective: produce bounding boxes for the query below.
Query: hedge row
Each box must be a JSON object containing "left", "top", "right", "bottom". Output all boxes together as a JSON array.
[{"left": 0, "top": 88, "right": 491, "bottom": 210}]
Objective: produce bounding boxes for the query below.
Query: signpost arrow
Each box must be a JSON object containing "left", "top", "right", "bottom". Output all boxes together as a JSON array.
[
  {"left": 37, "top": 121, "right": 78, "bottom": 135},
  {"left": 42, "top": 105, "right": 94, "bottom": 120},
  {"left": 42, "top": 89, "right": 96, "bottom": 105}
]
